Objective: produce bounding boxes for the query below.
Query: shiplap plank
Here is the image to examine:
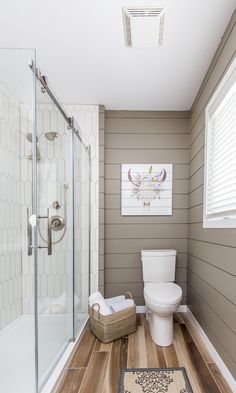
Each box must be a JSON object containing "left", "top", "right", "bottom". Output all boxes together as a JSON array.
[
  {"left": 105, "top": 223, "right": 188, "bottom": 239},
  {"left": 105, "top": 238, "right": 188, "bottom": 254},
  {"left": 105, "top": 149, "right": 189, "bottom": 164},
  {"left": 105, "top": 133, "right": 189, "bottom": 149},
  {"left": 105, "top": 209, "right": 188, "bottom": 224},
  {"left": 105, "top": 252, "right": 187, "bottom": 269},
  {"left": 105, "top": 163, "right": 189, "bottom": 180}
]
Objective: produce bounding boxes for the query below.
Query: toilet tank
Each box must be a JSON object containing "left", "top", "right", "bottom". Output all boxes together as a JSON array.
[{"left": 141, "top": 249, "right": 177, "bottom": 283}]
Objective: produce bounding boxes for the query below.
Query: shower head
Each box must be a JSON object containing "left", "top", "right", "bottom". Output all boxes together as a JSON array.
[
  {"left": 26, "top": 133, "right": 40, "bottom": 160},
  {"left": 45, "top": 132, "right": 58, "bottom": 141}
]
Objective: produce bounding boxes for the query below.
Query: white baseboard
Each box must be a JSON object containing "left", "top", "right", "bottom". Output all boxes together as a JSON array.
[
  {"left": 136, "top": 305, "right": 187, "bottom": 313},
  {"left": 136, "top": 306, "right": 146, "bottom": 313},
  {"left": 177, "top": 305, "right": 188, "bottom": 312},
  {"left": 186, "top": 307, "right": 236, "bottom": 393}
]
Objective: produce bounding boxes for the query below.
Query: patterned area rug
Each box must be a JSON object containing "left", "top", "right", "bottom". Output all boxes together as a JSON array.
[{"left": 119, "top": 368, "right": 193, "bottom": 393}]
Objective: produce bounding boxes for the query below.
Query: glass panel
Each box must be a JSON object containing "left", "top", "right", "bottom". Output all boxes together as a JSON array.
[
  {"left": 73, "top": 132, "right": 90, "bottom": 336},
  {"left": 35, "top": 84, "right": 73, "bottom": 389},
  {"left": 0, "top": 48, "right": 36, "bottom": 393}
]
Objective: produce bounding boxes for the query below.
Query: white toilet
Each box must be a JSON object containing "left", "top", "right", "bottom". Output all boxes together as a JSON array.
[{"left": 141, "top": 249, "right": 182, "bottom": 347}]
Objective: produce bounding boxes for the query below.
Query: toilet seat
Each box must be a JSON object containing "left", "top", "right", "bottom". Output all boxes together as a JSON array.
[{"left": 144, "top": 283, "right": 182, "bottom": 306}]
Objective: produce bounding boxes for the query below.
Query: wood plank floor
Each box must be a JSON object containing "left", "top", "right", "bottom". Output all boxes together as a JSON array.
[{"left": 55, "top": 313, "right": 232, "bottom": 393}]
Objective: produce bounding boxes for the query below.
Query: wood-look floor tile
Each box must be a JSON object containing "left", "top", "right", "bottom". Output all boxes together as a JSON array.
[
  {"left": 102, "top": 336, "right": 128, "bottom": 393},
  {"left": 94, "top": 339, "right": 112, "bottom": 352},
  {"left": 57, "top": 368, "right": 86, "bottom": 393},
  {"left": 207, "top": 363, "right": 233, "bottom": 393},
  {"left": 180, "top": 323, "right": 222, "bottom": 393},
  {"left": 139, "top": 313, "right": 146, "bottom": 325},
  {"left": 174, "top": 313, "right": 185, "bottom": 324},
  {"left": 155, "top": 344, "right": 166, "bottom": 368},
  {"left": 143, "top": 319, "right": 159, "bottom": 367},
  {"left": 174, "top": 324, "right": 204, "bottom": 393},
  {"left": 69, "top": 325, "right": 96, "bottom": 368},
  {"left": 127, "top": 330, "right": 138, "bottom": 368},
  {"left": 127, "top": 326, "right": 147, "bottom": 368},
  {"left": 120, "top": 337, "right": 128, "bottom": 368},
  {"left": 163, "top": 344, "right": 179, "bottom": 367},
  {"left": 180, "top": 312, "right": 213, "bottom": 363},
  {"left": 79, "top": 352, "right": 109, "bottom": 393},
  {"left": 136, "top": 314, "right": 142, "bottom": 326},
  {"left": 102, "top": 340, "right": 123, "bottom": 393}
]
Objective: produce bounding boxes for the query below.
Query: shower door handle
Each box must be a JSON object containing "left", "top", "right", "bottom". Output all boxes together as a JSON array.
[
  {"left": 38, "top": 208, "right": 53, "bottom": 255},
  {"left": 47, "top": 208, "right": 52, "bottom": 256},
  {"left": 27, "top": 208, "right": 32, "bottom": 256},
  {"left": 37, "top": 209, "right": 53, "bottom": 255}
]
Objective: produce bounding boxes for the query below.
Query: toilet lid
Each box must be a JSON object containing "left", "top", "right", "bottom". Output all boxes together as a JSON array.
[{"left": 144, "top": 283, "right": 182, "bottom": 305}]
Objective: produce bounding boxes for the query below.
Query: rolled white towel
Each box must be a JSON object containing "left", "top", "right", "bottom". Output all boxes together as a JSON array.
[
  {"left": 111, "top": 299, "right": 135, "bottom": 312},
  {"left": 88, "top": 291, "right": 104, "bottom": 306},
  {"left": 105, "top": 295, "right": 125, "bottom": 306},
  {"left": 92, "top": 299, "right": 113, "bottom": 316}
]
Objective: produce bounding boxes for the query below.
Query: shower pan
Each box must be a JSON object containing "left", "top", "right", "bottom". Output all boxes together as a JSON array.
[{"left": 0, "top": 48, "right": 91, "bottom": 393}]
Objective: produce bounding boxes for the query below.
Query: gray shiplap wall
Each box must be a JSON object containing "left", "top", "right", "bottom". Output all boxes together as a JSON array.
[
  {"left": 187, "top": 10, "right": 236, "bottom": 379},
  {"left": 104, "top": 111, "right": 190, "bottom": 305}
]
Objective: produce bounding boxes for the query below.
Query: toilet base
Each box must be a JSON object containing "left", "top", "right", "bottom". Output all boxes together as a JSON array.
[{"left": 149, "top": 312, "right": 173, "bottom": 346}]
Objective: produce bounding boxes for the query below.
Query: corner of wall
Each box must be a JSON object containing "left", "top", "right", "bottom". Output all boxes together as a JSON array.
[{"left": 99, "top": 105, "right": 105, "bottom": 295}]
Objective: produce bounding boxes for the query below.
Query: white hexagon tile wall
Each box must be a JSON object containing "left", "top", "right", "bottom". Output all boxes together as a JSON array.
[
  {"left": 0, "top": 83, "right": 22, "bottom": 330},
  {"left": 20, "top": 102, "right": 99, "bottom": 316}
]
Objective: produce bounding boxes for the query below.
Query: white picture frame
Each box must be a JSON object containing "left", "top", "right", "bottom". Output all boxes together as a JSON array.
[{"left": 121, "top": 164, "right": 173, "bottom": 216}]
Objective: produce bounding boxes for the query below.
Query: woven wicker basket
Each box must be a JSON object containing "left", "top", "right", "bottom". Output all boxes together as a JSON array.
[{"left": 89, "top": 292, "right": 136, "bottom": 343}]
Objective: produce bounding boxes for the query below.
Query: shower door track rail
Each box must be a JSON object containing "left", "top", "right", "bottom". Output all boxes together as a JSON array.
[{"left": 29, "top": 64, "right": 89, "bottom": 150}]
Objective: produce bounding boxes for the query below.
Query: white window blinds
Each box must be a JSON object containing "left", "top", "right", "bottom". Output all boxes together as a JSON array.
[{"left": 204, "top": 57, "right": 236, "bottom": 226}]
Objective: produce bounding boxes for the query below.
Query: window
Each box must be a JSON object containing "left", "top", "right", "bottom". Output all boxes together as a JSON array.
[{"left": 204, "top": 57, "right": 236, "bottom": 228}]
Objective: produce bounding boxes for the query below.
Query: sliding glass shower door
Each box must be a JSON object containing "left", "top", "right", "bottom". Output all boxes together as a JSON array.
[
  {"left": 32, "top": 76, "right": 91, "bottom": 390},
  {"left": 0, "top": 49, "right": 91, "bottom": 393},
  {"left": 33, "top": 83, "right": 74, "bottom": 389}
]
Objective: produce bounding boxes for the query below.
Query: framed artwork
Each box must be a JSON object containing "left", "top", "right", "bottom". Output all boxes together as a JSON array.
[{"left": 121, "top": 164, "right": 173, "bottom": 216}]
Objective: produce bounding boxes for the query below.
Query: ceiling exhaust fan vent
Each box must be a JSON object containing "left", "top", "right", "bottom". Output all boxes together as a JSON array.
[{"left": 122, "top": 7, "right": 165, "bottom": 47}]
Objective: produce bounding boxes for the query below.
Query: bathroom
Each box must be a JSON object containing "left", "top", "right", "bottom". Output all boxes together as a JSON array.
[{"left": 0, "top": 1, "right": 236, "bottom": 393}]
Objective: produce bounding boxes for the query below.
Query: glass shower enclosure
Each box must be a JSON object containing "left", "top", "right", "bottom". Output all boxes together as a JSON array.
[{"left": 0, "top": 48, "right": 90, "bottom": 392}]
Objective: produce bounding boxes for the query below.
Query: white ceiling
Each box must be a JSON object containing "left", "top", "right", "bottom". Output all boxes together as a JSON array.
[{"left": 0, "top": 0, "right": 235, "bottom": 110}]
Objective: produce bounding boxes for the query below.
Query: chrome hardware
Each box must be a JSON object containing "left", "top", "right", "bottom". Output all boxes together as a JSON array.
[
  {"left": 48, "top": 208, "right": 52, "bottom": 255},
  {"left": 27, "top": 208, "right": 32, "bottom": 256},
  {"left": 52, "top": 200, "right": 61, "bottom": 210},
  {"left": 38, "top": 208, "right": 52, "bottom": 255},
  {"left": 51, "top": 215, "right": 65, "bottom": 232},
  {"left": 45, "top": 131, "right": 58, "bottom": 141}
]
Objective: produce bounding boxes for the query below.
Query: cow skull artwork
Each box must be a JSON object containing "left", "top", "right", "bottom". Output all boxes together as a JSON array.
[
  {"left": 122, "top": 164, "right": 172, "bottom": 216},
  {"left": 128, "top": 166, "right": 167, "bottom": 207}
]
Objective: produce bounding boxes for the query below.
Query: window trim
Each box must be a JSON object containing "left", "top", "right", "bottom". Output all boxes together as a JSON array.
[{"left": 203, "top": 56, "right": 236, "bottom": 229}]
